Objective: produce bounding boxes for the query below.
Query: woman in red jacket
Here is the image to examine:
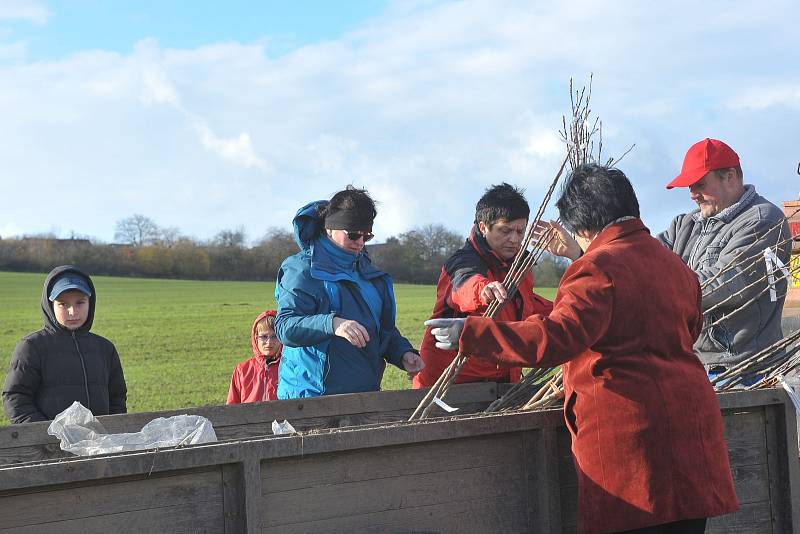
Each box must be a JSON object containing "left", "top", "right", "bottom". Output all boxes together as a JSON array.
[
  {"left": 428, "top": 164, "right": 738, "bottom": 533},
  {"left": 227, "top": 310, "right": 282, "bottom": 404}
]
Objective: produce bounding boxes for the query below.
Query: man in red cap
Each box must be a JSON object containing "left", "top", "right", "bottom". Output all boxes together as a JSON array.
[{"left": 657, "top": 138, "right": 791, "bottom": 376}]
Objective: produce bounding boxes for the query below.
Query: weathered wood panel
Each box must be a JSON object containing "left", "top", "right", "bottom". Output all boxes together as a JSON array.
[
  {"left": 0, "top": 383, "right": 499, "bottom": 467},
  {"left": 260, "top": 434, "right": 527, "bottom": 532},
  {"left": 0, "top": 388, "right": 795, "bottom": 534},
  {"left": 0, "top": 468, "right": 224, "bottom": 533},
  {"left": 261, "top": 494, "right": 530, "bottom": 534}
]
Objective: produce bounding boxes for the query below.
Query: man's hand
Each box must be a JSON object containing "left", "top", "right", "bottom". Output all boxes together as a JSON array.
[
  {"left": 401, "top": 351, "right": 425, "bottom": 378},
  {"left": 332, "top": 317, "right": 370, "bottom": 348},
  {"left": 424, "top": 318, "right": 466, "bottom": 351},
  {"left": 533, "top": 220, "right": 582, "bottom": 260},
  {"left": 480, "top": 281, "right": 508, "bottom": 305}
]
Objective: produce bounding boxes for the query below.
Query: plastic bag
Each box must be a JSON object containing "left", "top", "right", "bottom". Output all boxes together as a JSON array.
[
  {"left": 271, "top": 419, "right": 296, "bottom": 435},
  {"left": 47, "top": 401, "right": 217, "bottom": 456}
]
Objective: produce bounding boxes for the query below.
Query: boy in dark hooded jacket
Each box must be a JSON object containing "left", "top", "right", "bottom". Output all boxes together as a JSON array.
[{"left": 2, "top": 265, "right": 127, "bottom": 423}]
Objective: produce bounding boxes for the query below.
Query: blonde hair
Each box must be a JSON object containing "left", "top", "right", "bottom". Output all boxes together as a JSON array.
[{"left": 255, "top": 314, "right": 276, "bottom": 333}]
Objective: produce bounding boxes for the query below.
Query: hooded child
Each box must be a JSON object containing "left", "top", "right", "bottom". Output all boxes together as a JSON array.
[
  {"left": 227, "top": 310, "right": 283, "bottom": 404},
  {"left": 2, "top": 265, "right": 127, "bottom": 423}
]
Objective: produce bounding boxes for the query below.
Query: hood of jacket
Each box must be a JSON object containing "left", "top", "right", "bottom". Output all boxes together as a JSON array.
[
  {"left": 250, "top": 309, "right": 282, "bottom": 361},
  {"left": 40, "top": 265, "right": 96, "bottom": 334},
  {"left": 291, "top": 200, "right": 384, "bottom": 282}
]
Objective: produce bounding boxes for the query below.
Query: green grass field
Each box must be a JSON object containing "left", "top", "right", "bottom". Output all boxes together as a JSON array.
[{"left": 0, "top": 271, "right": 556, "bottom": 425}]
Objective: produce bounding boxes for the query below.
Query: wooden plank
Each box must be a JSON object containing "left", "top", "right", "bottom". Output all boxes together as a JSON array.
[
  {"left": 0, "top": 382, "right": 498, "bottom": 447},
  {"left": 221, "top": 463, "right": 246, "bottom": 533},
  {"left": 526, "top": 428, "right": 562, "bottom": 532},
  {"left": 776, "top": 396, "right": 800, "bottom": 534},
  {"left": 0, "top": 382, "right": 498, "bottom": 466},
  {"left": 262, "top": 462, "right": 525, "bottom": 527},
  {"left": 723, "top": 409, "right": 768, "bottom": 467},
  {"left": 706, "top": 500, "right": 773, "bottom": 533},
  {"left": 765, "top": 402, "right": 794, "bottom": 533},
  {"left": 0, "top": 411, "right": 558, "bottom": 492},
  {"left": 0, "top": 443, "right": 70, "bottom": 466},
  {"left": 241, "top": 457, "right": 262, "bottom": 534},
  {"left": 261, "top": 494, "right": 528, "bottom": 534},
  {"left": 732, "top": 463, "right": 771, "bottom": 505},
  {"left": 0, "top": 502, "right": 225, "bottom": 534},
  {"left": 262, "top": 433, "right": 522, "bottom": 493},
  {"left": 0, "top": 468, "right": 222, "bottom": 529},
  {"left": 718, "top": 389, "right": 785, "bottom": 411}
]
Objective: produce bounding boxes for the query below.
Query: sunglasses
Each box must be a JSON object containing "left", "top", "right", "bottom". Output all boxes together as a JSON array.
[
  {"left": 256, "top": 334, "right": 279, "bottom": 342},
  {"left": 344, "top": 231, "right": 374, "bottom": 242}
]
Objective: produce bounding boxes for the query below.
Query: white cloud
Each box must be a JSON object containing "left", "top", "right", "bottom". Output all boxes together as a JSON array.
[
  {"left": 191, "top": 117, "right": 269, "bottom": 171},
  {"left": 0, "top": 0, "right": 797, "bottom": 242},
  {"left": 725, "top": 84, "right": 800, "bottom": 111},
  {"left": 0, "top": 0, "right": 49, "bottom": 24},
  {"left": 0, "top": 221, "right": 23, "bottom": 238},
  {"left": 0, "top": 40, "right": 24, "bottom": 59}
]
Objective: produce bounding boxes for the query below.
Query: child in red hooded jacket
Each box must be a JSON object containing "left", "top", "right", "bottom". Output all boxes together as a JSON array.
[{"left": 227, "top": 310, "right": 282, "bottom": 404}]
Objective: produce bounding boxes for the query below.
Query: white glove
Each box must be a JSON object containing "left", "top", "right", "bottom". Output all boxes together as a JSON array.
[{"left": 424, "top": 318, "right": 466, "bottom": 351}]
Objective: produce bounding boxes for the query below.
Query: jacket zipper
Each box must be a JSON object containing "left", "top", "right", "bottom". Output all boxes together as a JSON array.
[
  {"left": 71, "top": 331, "right": 91, "bottom": 410},
  {"left": 263, "top": 358, "right": 279, "bottom": 401}
]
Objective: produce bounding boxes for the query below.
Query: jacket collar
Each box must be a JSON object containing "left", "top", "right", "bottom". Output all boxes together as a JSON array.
[
  {"left": 310, "top": 235, "right": 383, "bottom": 282},
  {"left": 291, "top": 200, "right": 384, "bottom": 282},
  {"left": 691, "top": 184, "right": 757, "bottom": 224},
  {"left": 585, "top": 218, "right": 649, "bottom": 254}
]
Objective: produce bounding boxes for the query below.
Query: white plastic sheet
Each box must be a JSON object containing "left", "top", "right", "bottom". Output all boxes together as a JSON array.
[
  {"left": 47, "top": 402, "right": 217, "bottom": 456},
  {"left": 271, "top": 419, "right": 296, "bottom": 435}
]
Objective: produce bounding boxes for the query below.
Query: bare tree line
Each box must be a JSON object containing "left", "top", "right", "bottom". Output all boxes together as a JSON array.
[{"left": 0, "top": 215, "right": 568, "bottom": 285}]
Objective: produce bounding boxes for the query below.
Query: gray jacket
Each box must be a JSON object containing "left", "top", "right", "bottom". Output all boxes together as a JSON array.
[{"left": 657, "top": 185, "right": 790, "bottom": 368}]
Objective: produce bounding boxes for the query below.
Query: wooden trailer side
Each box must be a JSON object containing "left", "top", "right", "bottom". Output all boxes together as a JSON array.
[
  {"left": 0, "top": 382, "right": 499, "bottom": 467},
  {"left": 0, "top": 388, "right": 796, "bottom": 533}
]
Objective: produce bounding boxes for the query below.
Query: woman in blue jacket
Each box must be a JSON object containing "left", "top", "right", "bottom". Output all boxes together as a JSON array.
[{"left": 275, "top": 186, "right": 425, "bottom": 399}]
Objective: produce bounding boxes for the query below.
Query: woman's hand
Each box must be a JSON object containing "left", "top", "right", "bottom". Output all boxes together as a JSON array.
[
  {"left": 332, "top": 317, "right": 370, "bottom": 348},
  {"left": 401, "top": 351, "right": 425, "bottom": 377},
  {"left": 533, "top": 220, "right": 582, "bottom": 260},
  {"left": 480, "top": 281, "right": 508, "bottom": 305}
]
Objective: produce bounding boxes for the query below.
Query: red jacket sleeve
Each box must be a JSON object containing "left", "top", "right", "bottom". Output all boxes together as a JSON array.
[
  {"left": 459, "top": 260, "right": 614, "bottom": 368},
  {"left": 448, "top": 273, "right": 491, "bottom": 314},
  {"left": 226, "top": 367, "right": 241, "bottom": 405}
]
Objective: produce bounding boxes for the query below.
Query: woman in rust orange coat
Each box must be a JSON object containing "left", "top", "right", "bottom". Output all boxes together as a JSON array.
[{"left": 427, "top": 164, "right": 738, "bottom": 534}]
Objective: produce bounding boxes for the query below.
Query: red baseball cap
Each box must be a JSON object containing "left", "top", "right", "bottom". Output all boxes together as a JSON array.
[{"left": 666, "top": 138, "right": 740, "bottom": 189}]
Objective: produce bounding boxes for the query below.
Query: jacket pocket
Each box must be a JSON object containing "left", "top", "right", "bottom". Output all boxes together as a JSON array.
[
  {"left": 701, "top": 244, "right": 723, "bottom": 267},
  {"left": 699, "top": 314, "right": 732, "bottom": 354},
  {"left": 564, "top": 391, "right": 578, "bottom": 437}
]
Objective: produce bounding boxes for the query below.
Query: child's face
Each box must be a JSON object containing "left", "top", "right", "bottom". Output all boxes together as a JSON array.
[
  {"left": 53, "top": 290, "right": 90, "bottom": 330},
  {"left": 256, "top": 326, "right": 282, "bottom": 358}
]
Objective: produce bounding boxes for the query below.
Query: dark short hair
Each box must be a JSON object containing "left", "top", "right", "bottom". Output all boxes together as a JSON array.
[
  {"left": 475, "top": 183, "right": 530, "bottom": 227},
  {"left": 319, "top": 185, "right": 377, "bottom": 231},
  {"left": 556, "top": 164, "right": 640, "bottom": 234}
]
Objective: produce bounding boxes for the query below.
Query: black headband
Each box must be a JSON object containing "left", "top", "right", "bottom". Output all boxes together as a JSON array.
[{"left": 324, "top": 210, "right": 374, "bottom": 232}]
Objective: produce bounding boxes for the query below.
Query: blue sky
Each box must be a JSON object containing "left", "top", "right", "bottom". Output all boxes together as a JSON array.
[
  {"left": 0, "top": 0, "right": 798, "bottom": 244},
  {"left": 4, "top": 1, "right": 387, "bottom": 59}
]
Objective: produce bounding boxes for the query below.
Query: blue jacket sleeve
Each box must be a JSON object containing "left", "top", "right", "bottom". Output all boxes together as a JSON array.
[
  {"left": 377, "top": 277, "right": 415, "bottom": 369},
  {"left": 382, "top": 327, "right": 415, "bottom": 369},
  {"left": 275, "top": 256, "right": 336, "bottom": 348}
]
